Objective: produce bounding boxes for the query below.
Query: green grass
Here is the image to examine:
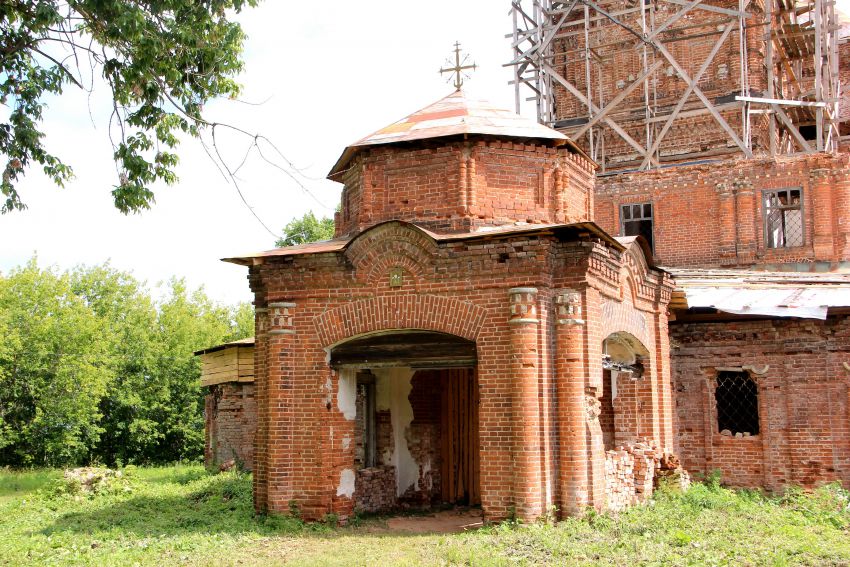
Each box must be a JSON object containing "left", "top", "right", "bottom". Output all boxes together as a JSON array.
[
  {"left": 0, "top": 468, "right": 61, "bottom": 504},
  {"left": 0, "top": 466, "right": 848, "bottom": 566}
]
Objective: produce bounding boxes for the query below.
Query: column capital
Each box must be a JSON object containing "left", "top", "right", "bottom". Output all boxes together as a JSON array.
[
  {"left": 268, "top": 301, "right": 296, "bottom": 335},
  {"left": 714, "top": 181, "right": 732, "bottom": 195},
  {"left": 555, "top": 289, "right": 585, "bottom": 325},
  {"left": 508, "top": 287, "right": 539, "bottom": 325},
  {"left": 809, "top": 167, "right": 831, "bottom": 182}
]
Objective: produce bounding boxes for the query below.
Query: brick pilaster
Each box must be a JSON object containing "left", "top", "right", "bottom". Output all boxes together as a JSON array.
[
  {"left": 834, "top": 169, "right": 850, "bottom": 260},
  {"left": 810, "top": 168, "right": 835, "bottom": 260},
  {"left": 253, "top": 306, "right": 269, "bottom": 513},
  {"left": 716, "top": 181, "right": 737, "bottom": 264},
  {"left": 554, "top": 289, "right": 589, "bottom": 517},
  {"left": 733, "top": 179, "right": 756, "bottom": 262},
  {"left": 266, "top": 301, "right": 297, "bottom": 512},
  {"left": 508, "top": 287, "right": 542, "bottom": 520}
]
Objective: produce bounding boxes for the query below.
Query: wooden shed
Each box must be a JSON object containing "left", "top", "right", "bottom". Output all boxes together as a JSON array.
[{"left": 195, "top": 337, "right": 256, "bottom": 471}]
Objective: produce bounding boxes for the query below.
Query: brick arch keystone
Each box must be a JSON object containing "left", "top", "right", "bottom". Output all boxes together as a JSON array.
[{"left": 313, "top": 295, "right": 487, "bottom": 348}]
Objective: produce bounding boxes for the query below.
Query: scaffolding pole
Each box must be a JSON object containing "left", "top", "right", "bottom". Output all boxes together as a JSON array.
[{"left": 506, "top": 0, "right": 840, "bottom": 171}]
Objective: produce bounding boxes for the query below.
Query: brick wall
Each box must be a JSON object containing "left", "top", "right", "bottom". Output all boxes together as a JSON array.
[
  {"left": 595, "top": 152, "right": 850, "bottom": 268},
  {"left": 246, "top": 220, "right": 674, "bottom": 522},
  {"left": 671, "top": 316, "right": 850, "bottom": 489},
  {"left": 400, "top": 370, "right": 443, "bottom": 504},
  {"left": 353, "top": 466, "right": 396, "bottom": 514},
  {"left": 551, "top": 0, "right": 773, "bottom": 168},
  {"left": 204, "top": 382, "right": 256, "bottom": 471},
  {"left": 333, "top": 139, "right": 595, "bottom": 237}
]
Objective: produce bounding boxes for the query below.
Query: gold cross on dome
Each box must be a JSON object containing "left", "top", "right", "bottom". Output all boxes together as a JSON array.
[{"left": 439, "top": 41, "right": 477, "bottom": 90}]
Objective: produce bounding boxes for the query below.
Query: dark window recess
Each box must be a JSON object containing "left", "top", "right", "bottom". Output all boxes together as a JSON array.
[
  {"left": 715, "top": 371, "right": 759, "bottom": 436},
  {"left": 764, "top": 188, "right": 803, "bottom": 248},
  {"left": 355, "top": 371, "right": 377, "bottom": 468},
  {"left": 621, "top": 202, "right": 654, "bottom": 250}
]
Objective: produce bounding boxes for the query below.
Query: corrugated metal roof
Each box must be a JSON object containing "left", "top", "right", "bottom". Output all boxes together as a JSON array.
[
  {"left": 222, "top": 221, "right": 621, "bottom": 266},
  {"left": 667, "top": 267, "right": 850, "bottom": 319},
  {"left": 328, "top": 90, "right": 579, "bottom": 177}
]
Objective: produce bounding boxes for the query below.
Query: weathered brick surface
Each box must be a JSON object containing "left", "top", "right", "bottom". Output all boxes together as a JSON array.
[
  {"left": 204, "top": 383, "right": 256, "bottom": 471},
  {"left": 243, "top": 126, "right": 675, "bottom": 523},
  {"left": 595, "top": 152, "right": 850, "bottom": 268},
  {"left": 552, "top": 0, "right": 770, "bottom": 168},
  {"left": 353, "top": 466, "right": 396, "bottom": 513},
  {"left": 671, "top": 317, "right": 850, "bottom": 489},
  {"left": 247, "top": 152, "right": 674, "bottom": 522},
  {"left": 333, "top": 140, "right": 595, "bottom": 236}
]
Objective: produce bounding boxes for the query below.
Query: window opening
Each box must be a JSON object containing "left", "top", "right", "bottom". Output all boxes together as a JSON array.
[
  {"left": 715, "top": 371, "right": 759, "bottom": 436},
  {"left": 355, "top": 371, "right": 376, "bottom": 468},
  {"left": 621, "top": 202, "right": 654, "bottom": 250},
  {"left": 764, "top": 188, "right": 803, "bottom": 248}
]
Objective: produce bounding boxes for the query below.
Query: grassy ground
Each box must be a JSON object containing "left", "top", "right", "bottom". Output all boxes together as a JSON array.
[{"left": 0, "top": 465, "right": 849, "bottom": 566}]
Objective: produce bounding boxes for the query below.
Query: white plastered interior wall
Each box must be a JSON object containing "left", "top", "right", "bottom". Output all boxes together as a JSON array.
[{"left": 336, "top": 366, "right": 420, "bottom": 498}]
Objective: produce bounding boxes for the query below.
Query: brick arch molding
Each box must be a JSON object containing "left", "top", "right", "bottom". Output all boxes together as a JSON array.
[{"left": 313, "top": 294, "right": 488, "bottom": 348}]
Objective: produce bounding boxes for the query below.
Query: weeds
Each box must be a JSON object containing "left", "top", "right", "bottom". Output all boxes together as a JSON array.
[{"left": 0, "top": 466, "right": 849, "bottom": 566}]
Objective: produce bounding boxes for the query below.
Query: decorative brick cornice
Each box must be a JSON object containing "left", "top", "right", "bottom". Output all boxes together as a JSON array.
[{"left": 508, "top": 287, "right": 539, "bottom": 325}]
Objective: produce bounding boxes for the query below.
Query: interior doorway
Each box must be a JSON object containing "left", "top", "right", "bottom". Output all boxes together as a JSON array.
[
  {"left": 330, "top": 331, "right": 480, "bottom": 511},
  {"left": 416, "top": 368, "right": 480, "bottom": 506}
]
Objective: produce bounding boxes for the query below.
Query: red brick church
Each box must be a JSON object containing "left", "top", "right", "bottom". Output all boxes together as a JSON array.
[{"left": 201, "top": 0, "right": 850, "bottom": 523}]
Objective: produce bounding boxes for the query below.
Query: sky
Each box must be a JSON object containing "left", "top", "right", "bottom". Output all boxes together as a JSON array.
[
  {"left": 0, "top": 2, "right": 518, "bottom": 305},
  {"left": 1, "top": 1, "right": 848, "bottom": 305}
]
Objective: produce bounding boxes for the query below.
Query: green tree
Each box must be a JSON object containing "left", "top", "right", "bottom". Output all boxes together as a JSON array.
[
  {"left": 0, "top": 258, "right": 253, "bottom": 467},
  {"left": 276, "top": 211, "right": 334, "bottom": 247},
  {"left": 231, "top": 301, "right": 255, "bottom": 340},
  {"left": 0, "top": 260, "right": 113, "bottom": 466},
  {"left": 1, "top": 0, "right": 259, "bottom": 213}
]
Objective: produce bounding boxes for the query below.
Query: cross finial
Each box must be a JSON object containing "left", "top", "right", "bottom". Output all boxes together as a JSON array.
[{"left": 439, "top": 41, "right": 477, "bottom": 91}]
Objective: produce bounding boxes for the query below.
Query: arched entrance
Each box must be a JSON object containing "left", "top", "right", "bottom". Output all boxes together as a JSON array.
[
  {"left": 329, "top": 330, "right": 480, "bottom": 512},
  {"left": 600, "top": 332, "right": 650, "bottom": 450}
]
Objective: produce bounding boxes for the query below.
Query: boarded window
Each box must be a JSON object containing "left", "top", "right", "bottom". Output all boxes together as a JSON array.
[
  {"left": 715, "top": 371, "right": 759, "bottom": 436},
  {"left": 764, "top": 188, "right": 803, "bottom": 248},
  {"left": 621, "top": 202, "right": 654, "bottom": 250}
]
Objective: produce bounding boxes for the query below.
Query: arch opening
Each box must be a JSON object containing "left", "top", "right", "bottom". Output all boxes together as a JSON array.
[
  {"left": 600, "top": 332, "right": 651, "bottom": 451},
  {"left": 329, "top": 330, "right": 477, "bottom": 370},
  {"left": 331, "top": 329, "right": 480, "bottom": 514}
]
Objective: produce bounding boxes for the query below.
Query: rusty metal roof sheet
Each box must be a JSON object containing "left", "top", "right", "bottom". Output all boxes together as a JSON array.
[
  {"left": 221, "top": 221, "right": 621, "bottom": 266},
  {"left": 667, "top": 267, "right": 850, "bottom": 319},
  {"left": 328, "top": 90, "right": 578, "bottom": 177}
]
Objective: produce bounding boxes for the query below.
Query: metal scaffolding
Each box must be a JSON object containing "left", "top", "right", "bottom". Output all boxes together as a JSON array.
[{"left": 508, "top": 0, "right": 840, "bottom": 172}]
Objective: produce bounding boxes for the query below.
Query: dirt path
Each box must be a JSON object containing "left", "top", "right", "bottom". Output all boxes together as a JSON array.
[{"left": 381, "top": 509, "right": 484, "bottom": 534}]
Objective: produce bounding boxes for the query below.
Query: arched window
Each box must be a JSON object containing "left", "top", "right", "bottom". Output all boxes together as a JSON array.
[{"left": 715, "top": 371, "right": 759, "bottom": 436}]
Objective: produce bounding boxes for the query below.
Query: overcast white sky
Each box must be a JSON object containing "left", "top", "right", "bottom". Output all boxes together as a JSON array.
[
  {"left": 1, "top": 1, "right": 848, "bottom": 305},
  {"left": 0, "top": 2, "right": 518, "bottom": 305}
]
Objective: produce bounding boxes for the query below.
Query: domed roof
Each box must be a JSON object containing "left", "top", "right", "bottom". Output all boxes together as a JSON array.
[{"left": 328, "top": 90, "right": 579, "bottom": 178}]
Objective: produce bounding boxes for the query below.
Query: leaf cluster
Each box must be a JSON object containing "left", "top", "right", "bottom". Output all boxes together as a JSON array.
[
  {"left": 276, "top": 210, "right": 334, "bottom": 247},
  {"left": 0, "top": 0, "right": 257, "bottom": 213}
]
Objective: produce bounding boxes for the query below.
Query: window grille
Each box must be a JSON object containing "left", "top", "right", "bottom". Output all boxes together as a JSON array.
[
  {"left": 764, "top": 188, "right": 803, "bottom": 248},
  {"left": 715, "top": 371, "right": 759, "bottom": 436},
  {"left": 621, "top": 202, "right": 654, "bottom": 250}
]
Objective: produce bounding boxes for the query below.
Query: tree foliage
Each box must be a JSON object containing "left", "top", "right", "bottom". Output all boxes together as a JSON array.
[
  {"left": 0, "top": 259, "right": 252, "bottom": 466},
  {"left": 0, "top": 0, "right": 258, "bottom": 213},
  {"left": 276, "top": 211, "right": 334, "bottom": 247}
]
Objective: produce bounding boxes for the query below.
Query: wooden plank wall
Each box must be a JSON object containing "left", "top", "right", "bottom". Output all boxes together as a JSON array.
[
  {"left": 200, "top": 346, "right": 255, "bottom": 386},
  {"left": 440, "top": 367, "right": 481, "bottom": 505}
]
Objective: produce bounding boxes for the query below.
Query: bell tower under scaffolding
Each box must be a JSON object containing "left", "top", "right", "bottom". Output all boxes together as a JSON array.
[{"left": 508, "top": 0, "right": 842, "bottom": 173}]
